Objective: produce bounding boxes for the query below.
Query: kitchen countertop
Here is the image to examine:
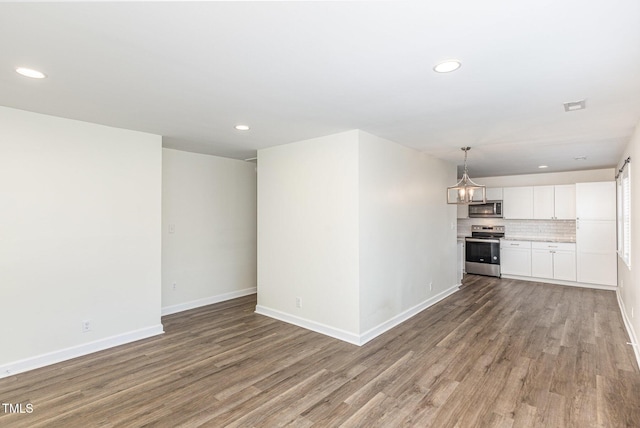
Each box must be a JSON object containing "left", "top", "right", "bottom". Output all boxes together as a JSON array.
[
  {"left": 502, "top": 236, "right": 576, "bottom": 243},
  {"left": 457, "top": 234, "right": 575, "bottom": 243}
]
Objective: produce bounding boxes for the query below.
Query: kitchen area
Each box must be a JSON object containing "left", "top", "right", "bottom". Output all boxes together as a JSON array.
[{"left": 456, "top": 179, "right": 617, "bottom": 290}]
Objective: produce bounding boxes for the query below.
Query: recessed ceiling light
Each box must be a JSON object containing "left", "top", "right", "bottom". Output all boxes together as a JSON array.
[
  {"left": 234, "top": 124, "right": 250, "bottom": 131},
  {"left": 538, "top": 165, "right": 548, "bottom": 169},
  {"left": 563, "top": 100, "right": 586, "bottom": 112},
  {"left": 15, "top": 67, "right": 47, "bottom": 79},
  {"left": 433, "top": 60, "right": 461, "bottom": 73}
]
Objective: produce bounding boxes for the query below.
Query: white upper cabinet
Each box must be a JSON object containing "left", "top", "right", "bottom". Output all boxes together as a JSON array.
[
  {"left": 486, "top": 187, "right": 503, "bottom": 201},
  {"left": 576, "top": 182, "right": 616, "bottom": 220},
  {"left": 471, "top": 190, "right": 484, "bottom": 202},
  {"left": 533, "top": 186, "right": 555, "bottom": 219},
  {"left": 533, "top": 184, "right": 576, "bottom": 220},
  {"left": 470, "top": 187, "right": 502, "bottom": 202},
  {"left": 554, "top": 184, "right": 576, "bottom": 219},
  {"left": 503, "top": 187, "right": 533, "bottom": 219}
]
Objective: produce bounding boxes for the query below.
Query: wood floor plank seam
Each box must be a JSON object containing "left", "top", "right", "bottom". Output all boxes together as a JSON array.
[{"left": 1, "top": 278, "right": 639, "bottom": 427}]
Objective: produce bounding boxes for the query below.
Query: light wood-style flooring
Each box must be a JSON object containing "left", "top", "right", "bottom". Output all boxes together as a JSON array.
[{"left": 1, "top": 275, "right": 639, "bottom": 427}]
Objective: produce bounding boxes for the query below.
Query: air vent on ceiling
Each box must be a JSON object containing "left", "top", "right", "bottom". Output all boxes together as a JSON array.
[{"left": 564, "top": 100, "right": 586, "bottom": 112}]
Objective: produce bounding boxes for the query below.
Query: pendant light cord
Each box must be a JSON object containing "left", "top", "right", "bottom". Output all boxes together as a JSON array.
[{"left": 462, "top": 146, "right": 471, "bottom": 176}]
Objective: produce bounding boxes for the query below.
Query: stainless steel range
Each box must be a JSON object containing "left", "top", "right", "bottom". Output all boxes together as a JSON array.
[{"left": 465, "top": 225, "right": 505, "bottom": 277}]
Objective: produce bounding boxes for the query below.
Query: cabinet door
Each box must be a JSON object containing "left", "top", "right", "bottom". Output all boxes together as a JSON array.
[
  {"left": 472, "top": 187, "right": 503, "bottom": 202},
  {"left": 576, "top": 220, "right": 616, "bottom": 253},
  {"left": 554, "top": 184, "right": 576, "bottom": 219},
  {"left": 553, "top": 251, "right": 576, "bottom": 281},
  {"left": 576, "top": 252, "right": 616, "bottom": 286},
  {"left": 576, "top": 220, "right": 616, "bottom": 285},
  {"left": 531, "top": 249, "right": 553, "bottom": 278},
  {"left": 486, "top": 187, "right": 503, "bottom": 201},
  {"left": 503, "top": 187, "right": 534, "bottom": 219},
  {"left": 533, "top": 186, "right": 555, "bottom": 219},
  {"left": 501, "top": 248, "right": 532, "bottom": 276},
  {"left": 576, "top": 182, "right": 615, "bottom": 220}
]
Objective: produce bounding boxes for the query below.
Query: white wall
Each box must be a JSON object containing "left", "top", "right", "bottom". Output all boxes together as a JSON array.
[
  {"left": 257, "top": 131, "right": 361, "bottom": 338},
  {"left": 162, "top": 149, "right": 257, "bottom": 314},
  {"left": 257, "top": 129, "right": 458, "bottom": 344},
  {"left": 358, "top": 131, "right": 457, "bottom": 333},
  {"left": 617, "top": 120, "right": 640, "bottom": 367},
  {"left": 0, "top": 107, "right": 162, "bottom": 376}
]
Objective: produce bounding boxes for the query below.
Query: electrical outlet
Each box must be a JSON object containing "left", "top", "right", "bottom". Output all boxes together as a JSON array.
[
  {"left": 82, "top": 320, "right": 91, "bottom": 333},
  {"left": 172, "top": 282, "right": 177, "bottom": 291},
  {"left": 632, "top": 307, "right": 634, "bottom": 318},
  {"left": 168, "top": 224, "right": 175, "bottom": 234},
  {"left": 295, "top": 297, "right": 302, "bottom": 308},
  {"left": 430, "top": 282, "right": 433, "bottom": 291}
]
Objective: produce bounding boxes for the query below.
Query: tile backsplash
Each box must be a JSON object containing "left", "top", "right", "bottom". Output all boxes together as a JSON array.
[{"left": 457, "top": 218, "right": 576, "bottom": 241}]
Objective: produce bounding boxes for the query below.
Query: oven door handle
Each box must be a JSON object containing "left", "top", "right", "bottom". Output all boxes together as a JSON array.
[{"left": 465, "top": 238, "right": 501, "bottom": 244}]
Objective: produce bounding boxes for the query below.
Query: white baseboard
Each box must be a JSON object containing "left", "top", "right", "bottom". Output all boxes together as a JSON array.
[
  {"left": 501, "top": 274, "right": 617, "bottom": 291},
  {"left": 0, "top": 324, "right": 164, "bottom": 379},
  {"left": 254, "top": 305, "right": 362, "bottom": 345},
  {"left": 255, "top": 284, "right": 459, "bottom": 346},
  {"left": 616, "top": 289, "right": 640, "bottom": 371},
  {"left": 359, "top": 284, "right": 459, "bottom": 345},
  {"left": 162, "top": 287, "right": 257, "bottom": 316}
]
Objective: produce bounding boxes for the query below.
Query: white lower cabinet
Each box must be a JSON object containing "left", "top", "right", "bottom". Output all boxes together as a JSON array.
[
  {"left": 531, "top": 249, "right": 553, "bottom": 278},
  {"left": 499, "top": 236, "right": 609, "bottom": 287},
  {"left": 531, "top": 242, "right": 576, "bottom": 281},
  {"left": 500, "top": 240, "right": 532, "bottom": 276}
]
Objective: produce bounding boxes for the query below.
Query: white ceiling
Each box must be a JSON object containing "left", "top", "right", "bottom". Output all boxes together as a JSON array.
[{"left": 1, "top": 1, "right": 639, "bottom": 177}]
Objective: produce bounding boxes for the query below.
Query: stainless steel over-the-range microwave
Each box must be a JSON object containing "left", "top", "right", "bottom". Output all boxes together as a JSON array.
[{"left": 468, "top": 200, "right": 503, "bottom": 218}]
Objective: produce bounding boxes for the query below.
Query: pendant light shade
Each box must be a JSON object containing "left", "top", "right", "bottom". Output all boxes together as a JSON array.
[{"left": 447, "top": 147, "right": 486, "bottom": 204}]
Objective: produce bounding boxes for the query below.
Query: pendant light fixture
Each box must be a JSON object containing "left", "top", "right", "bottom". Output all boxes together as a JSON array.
[{"left": 447, "top": 147, "right": 486, "bottom": 204}]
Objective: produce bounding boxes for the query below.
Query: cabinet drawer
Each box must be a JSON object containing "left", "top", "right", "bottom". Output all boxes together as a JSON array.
[
  {"left": 531, "top": 242, "right": 575, "bottom": 252},
  {"left": 501, "top": 240, "right": 531, "bottom": 249}
]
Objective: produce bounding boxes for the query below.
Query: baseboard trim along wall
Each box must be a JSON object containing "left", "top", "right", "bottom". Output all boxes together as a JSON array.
[
  {"left": 162, "top": 287, "right": 257, "bottom": 316},
  {"left": 255, "top": 284, "right": 460, "bottom": 346},
  {"left": 254, "top": 305, "right": 362, "bottom": 345},
  {"left": 0, "top": 324, "right": 164, "bottom": 379},
  {"left": 500, "top": 274, "right": 617, "bottom": 291},
  {"left": 616, "top": 290, "right": 640, "bottom": 371},
  {"left": 359, "top": 284, "right": 459, "bottom": 345}
]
